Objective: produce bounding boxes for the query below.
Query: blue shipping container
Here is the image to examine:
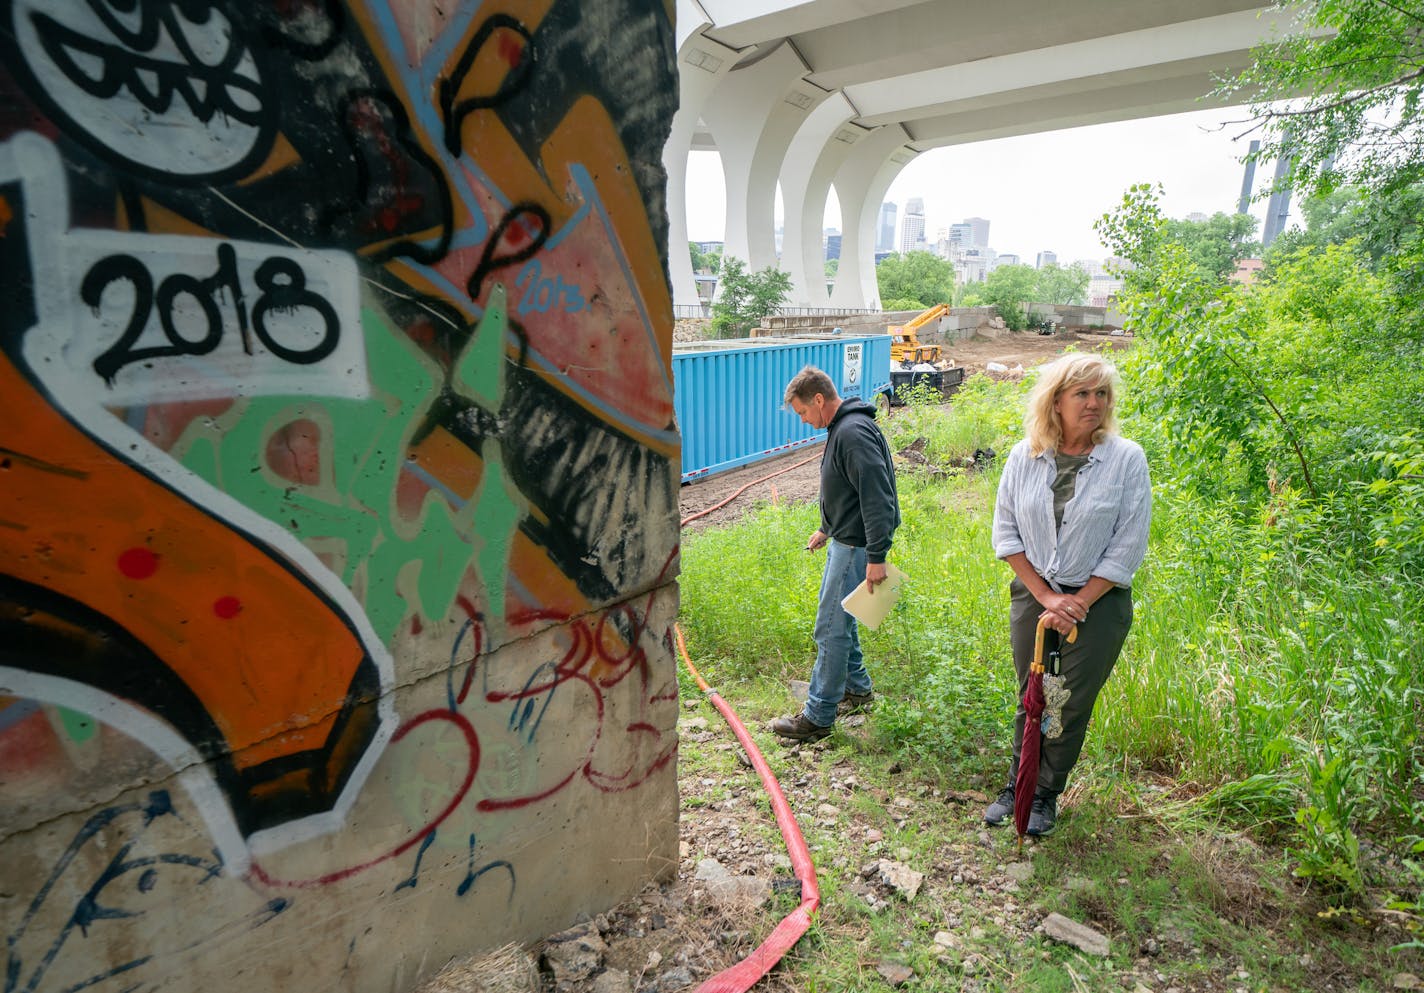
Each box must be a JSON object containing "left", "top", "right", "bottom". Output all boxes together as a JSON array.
[{"left": 673, "top": 334, "right": 891, "bottom": 482}]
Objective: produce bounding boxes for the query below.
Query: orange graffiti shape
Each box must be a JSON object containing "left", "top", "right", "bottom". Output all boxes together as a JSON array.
[{"left": 0, "top": 352, "right": 385, "bottom": 838}]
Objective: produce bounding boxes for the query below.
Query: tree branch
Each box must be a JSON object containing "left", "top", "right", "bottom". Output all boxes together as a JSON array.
[
  {"left": 1259, "top": 65, "right": 1424, "bottom": 118},
  {"left": 1366, "top": 0, "right": 1424, "bottom": 28},
  {"left": 1221, "top": 347, "right": 1318, "bottom": 498}
]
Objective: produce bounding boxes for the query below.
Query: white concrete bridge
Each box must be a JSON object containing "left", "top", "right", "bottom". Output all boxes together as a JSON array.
[{"left": 664, "top": 0, "right": 1295, "bottom": 311}]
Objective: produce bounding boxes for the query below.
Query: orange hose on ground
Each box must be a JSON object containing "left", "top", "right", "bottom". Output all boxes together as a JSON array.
[
  {"left": 675, "top": 625, "right": 820, "bottom": 993},
  {"left": 680, "top": 453, "right": 819, "bottom": 526}
]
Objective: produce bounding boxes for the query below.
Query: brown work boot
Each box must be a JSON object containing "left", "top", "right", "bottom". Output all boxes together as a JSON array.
[
  {"left": 837, "top": 691, "right": 875, "bottom": 716},
  {"left": 769, "top": 712, "right": 833, "bottom": 742}
]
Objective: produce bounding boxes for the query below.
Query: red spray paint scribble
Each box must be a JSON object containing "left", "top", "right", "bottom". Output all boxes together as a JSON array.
[
  {"left": 247, "top": 709, "right": 479, "bottom": 889},
  {"left": 473, "top": 595, "right": 680, "bottom": 812},
  {"left": 117, "top": 547, "right": 159, "bottom": 579},
  {"left": 452, "top": 595, "right": 484, "bottom": 705}
]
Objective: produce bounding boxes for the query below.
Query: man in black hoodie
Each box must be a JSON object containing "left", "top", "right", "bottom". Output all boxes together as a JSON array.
[{"left": 771, "top": 366, "right": 901, "bottom": 742}]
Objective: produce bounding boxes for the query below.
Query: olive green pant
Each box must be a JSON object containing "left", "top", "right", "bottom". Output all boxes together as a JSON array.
[{"left": 1004, "top": 577, "right": 1133, "bottom": 797}]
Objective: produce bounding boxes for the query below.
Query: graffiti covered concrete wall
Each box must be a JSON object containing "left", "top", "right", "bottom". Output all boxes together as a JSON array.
[{"left": 0, "top": 2, "right": 680, "bottom": 990}]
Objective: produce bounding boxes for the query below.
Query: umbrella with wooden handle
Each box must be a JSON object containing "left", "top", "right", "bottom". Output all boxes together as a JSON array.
[{"left": 1015, "top": 617, "right": 1077, "bottom": 852}]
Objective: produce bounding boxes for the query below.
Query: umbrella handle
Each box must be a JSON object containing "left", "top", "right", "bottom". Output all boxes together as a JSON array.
[{"left": 1032, "top": 617, "right": 1079, "bottom": 674}]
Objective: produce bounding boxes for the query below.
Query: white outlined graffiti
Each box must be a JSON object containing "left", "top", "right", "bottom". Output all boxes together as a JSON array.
[
  {"left": 62, "top": 230, "right": 367, "bottom": 404},
  {"left": 5, "top": 0, "right": 274, "bottom": 180},
  {"left": 1, "top": 131, "right": 396, "bottom": 874}
]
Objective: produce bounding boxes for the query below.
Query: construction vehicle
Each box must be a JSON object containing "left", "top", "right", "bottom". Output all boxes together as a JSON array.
[
  {"left": 888, "top": 302, "right": 949, "bottom": 365},
  {"left": 885, "top": 303, "right": 963, "bottom": 403}
]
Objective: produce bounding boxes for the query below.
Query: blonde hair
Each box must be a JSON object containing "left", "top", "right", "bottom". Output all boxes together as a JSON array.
[{"left": 1024, "top": 353, "right": 1119, "bottom": 457}]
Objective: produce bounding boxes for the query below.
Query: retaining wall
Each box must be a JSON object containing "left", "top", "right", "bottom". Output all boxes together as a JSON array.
[{"left": 0, "top": 3, "right": 680, "bottom": 992}]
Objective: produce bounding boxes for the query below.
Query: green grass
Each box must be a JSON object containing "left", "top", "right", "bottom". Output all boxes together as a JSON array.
[{"left": 676, "top": 380, "right": 1424, "bottom": 990}]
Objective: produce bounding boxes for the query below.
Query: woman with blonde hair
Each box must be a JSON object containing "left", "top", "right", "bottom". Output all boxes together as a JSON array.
[{"left": 984, "top": 353, "right": 1151, "bottom": 836}]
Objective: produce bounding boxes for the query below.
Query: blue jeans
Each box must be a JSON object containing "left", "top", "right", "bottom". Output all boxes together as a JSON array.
[{"left": 804, "top": 540, "right": 873, "bottom": 726}]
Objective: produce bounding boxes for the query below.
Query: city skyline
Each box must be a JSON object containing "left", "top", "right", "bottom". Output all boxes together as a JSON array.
[{"left": 684, "top": 104, "right": 1301, "bottom": 266}]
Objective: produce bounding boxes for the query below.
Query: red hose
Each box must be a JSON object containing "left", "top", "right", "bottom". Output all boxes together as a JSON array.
[
  {"left": 680, "top": 453, "right": 819, "bottom": 526},
  {"left": 675, "top": 625, "right": 819, "bottom": 993}
]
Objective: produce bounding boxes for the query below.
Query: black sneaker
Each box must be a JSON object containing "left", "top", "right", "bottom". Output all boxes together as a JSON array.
[
  {"left": 770, "top": 712, "right": 833, "bottom": 742},
  {"left": 983, "top": 786, "right": 1015, "bottom": 826},
  {"left": 1026, "top": 794, "right": 1058, "bottom": 836},
  {"left": 837, "top": 691, "right": 875, "bottom": 716}
]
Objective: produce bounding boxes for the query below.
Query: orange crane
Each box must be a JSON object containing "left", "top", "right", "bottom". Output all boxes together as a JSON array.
[{"left": 887, "top": 303, "right": 949, "bottom": 365}]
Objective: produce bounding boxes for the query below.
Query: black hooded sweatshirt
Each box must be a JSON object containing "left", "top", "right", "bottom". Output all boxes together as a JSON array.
[{"left": 819, "top": 398, "right": 901, "bottom": 563}]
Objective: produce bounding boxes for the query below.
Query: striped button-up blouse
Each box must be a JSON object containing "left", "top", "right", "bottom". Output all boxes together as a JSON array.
[{"left": 992, "top": 434, "right": 1152, "bottom": 591}]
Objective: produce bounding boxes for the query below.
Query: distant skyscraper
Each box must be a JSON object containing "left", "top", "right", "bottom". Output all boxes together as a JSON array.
[
  {"left": 825, "top": 232, "right": 842, "bottom": 262},
  {"left": 878, "top": 202, "right": 898, "bottom": 253},
  {"left": 1036, "top": 250, "right": 1057, "bottom": 269},
  {"left": 1185, "top": 211, "right": 1209, "bottom": 224},
  {"left": 899, "top": 198, "right": 926, "bottom": 254},
  {"left": 964, "top": 216, "right": 990, "bottom": 247},
  {"left": 949, "top": 223, "right": 972, "bottom": 254}
]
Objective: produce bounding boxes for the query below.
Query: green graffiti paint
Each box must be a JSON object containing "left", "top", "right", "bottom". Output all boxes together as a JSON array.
[
  {"left": 454, "top": 283, "right": 507, "bottom": 413},
  {"left": 175, "top": 299, "right": 525, "bottom": 645},
  {"left": 55, "top": 706, "right": 97, "bottom": 744}
]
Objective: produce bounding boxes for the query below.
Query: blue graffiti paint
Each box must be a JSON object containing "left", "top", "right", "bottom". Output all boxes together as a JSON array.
[
  {"left": 5, "top": 791, "right": 286, "bottom": 993},
  {"left": 456, "top": 834, "right": 514, "bottom": 901}
]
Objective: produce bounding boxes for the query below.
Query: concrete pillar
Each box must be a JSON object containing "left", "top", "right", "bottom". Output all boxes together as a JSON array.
[
  {"left": 701, "top": 41, "right": 829, "bottom": 279},
  {"left": 0, "top": 4, "right": 680, "bottom": 992},
  {"left": 781, "top": 94, "right": 861, "bottom": 309},
  {"left": 828, "top": 126, "right": 918, "bottom": 308},
  {"left": 665, "top": 4, "right": 739, "bottom": 311}
]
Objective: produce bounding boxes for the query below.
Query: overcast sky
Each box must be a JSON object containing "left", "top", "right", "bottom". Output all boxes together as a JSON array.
[{"left": 684, "top": 105, "right": 1297, "bottom": 265}]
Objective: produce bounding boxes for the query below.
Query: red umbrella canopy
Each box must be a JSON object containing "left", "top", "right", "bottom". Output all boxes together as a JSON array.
[{"left": 1014, "top": 620, "right": 1076, "bottom": 846}]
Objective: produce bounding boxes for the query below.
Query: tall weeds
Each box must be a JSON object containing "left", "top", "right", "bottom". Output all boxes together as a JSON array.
[{"left": 680, "top": 369, "right": 1424, "bottom": 902}]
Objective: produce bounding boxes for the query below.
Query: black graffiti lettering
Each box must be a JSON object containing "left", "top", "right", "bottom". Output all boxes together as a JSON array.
[
  {"left": 250, "top": 257, "right": 341, "bottom": 365},
  {"left": 155, "top": 272, "right": 222, "bottom": 357},
  {"left": 329, "top": 89, "right": 454, "bottom": 266},
  {"left": 32, "top": 5, "right": 265, "bottom": 128},
  {"left": 439, "top": 13, "right": 534, "bottom": 157},
  {"left": 465, "top": 203, "right": 550, "bottom": 302},
  {"left": 86, "top": 254, "right": 155, "bottom": 385},
  {"left": 88, "top": 244, "right": 340, "bottom": 382},
  {"left": 214, "top": 243, "right": 252, "bottom": 355}
]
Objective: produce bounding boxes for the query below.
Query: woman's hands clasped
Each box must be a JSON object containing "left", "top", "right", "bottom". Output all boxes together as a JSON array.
[{"left": 1038, "top": 590, "right": 1088, "bottom": 637}]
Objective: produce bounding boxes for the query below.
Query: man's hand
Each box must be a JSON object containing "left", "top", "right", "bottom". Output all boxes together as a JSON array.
[
  {"left": 805, "top": 530, "right": 828, "bottom": 552},
  {"left": 865, "top": 561, "right": 888, "bottom": 593}
]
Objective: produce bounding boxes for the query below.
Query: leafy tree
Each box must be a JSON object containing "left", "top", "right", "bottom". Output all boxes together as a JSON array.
[
  {"left": 979, "top": 263, "right": 1038, "bottom": 330},
  {"left": 875, "top": 251, "right": 954, "bottom": 309},
  {"left": 881, "top": 297, "right": 925, "bottom": 312},
  {"left": 1268, "top": 179, "right": 1424, "bottom": 297},
  {"left": 1163, "top": 211, "right": 1260, "bottom": 282},
  {"left": 1219, "top": 0, "right": 1424, "bottom": 305},
  {"left": 1219, "top": 0, "right": 1424, "bottom": 205},
  {"left": 689, "top": 242, "right": 721, "bottom": 274},
  {"left": 1033, "top": 262, "right": 1090, "bottom": 305},
  {"left": 824, "top": 258, "right": 839, "bottom": 279},
  {"left": 1096, "top": 182, "right": 1424, "bottom": 512},
  {"left": 709, "top": 256, "right": 791, "bottom": 339},
  {"left": 1095, "top": 182, "right": 1170, "bottom": 295},
  {"left": 1096, "top": 185, "right": 1317, "bottom": 500}
]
